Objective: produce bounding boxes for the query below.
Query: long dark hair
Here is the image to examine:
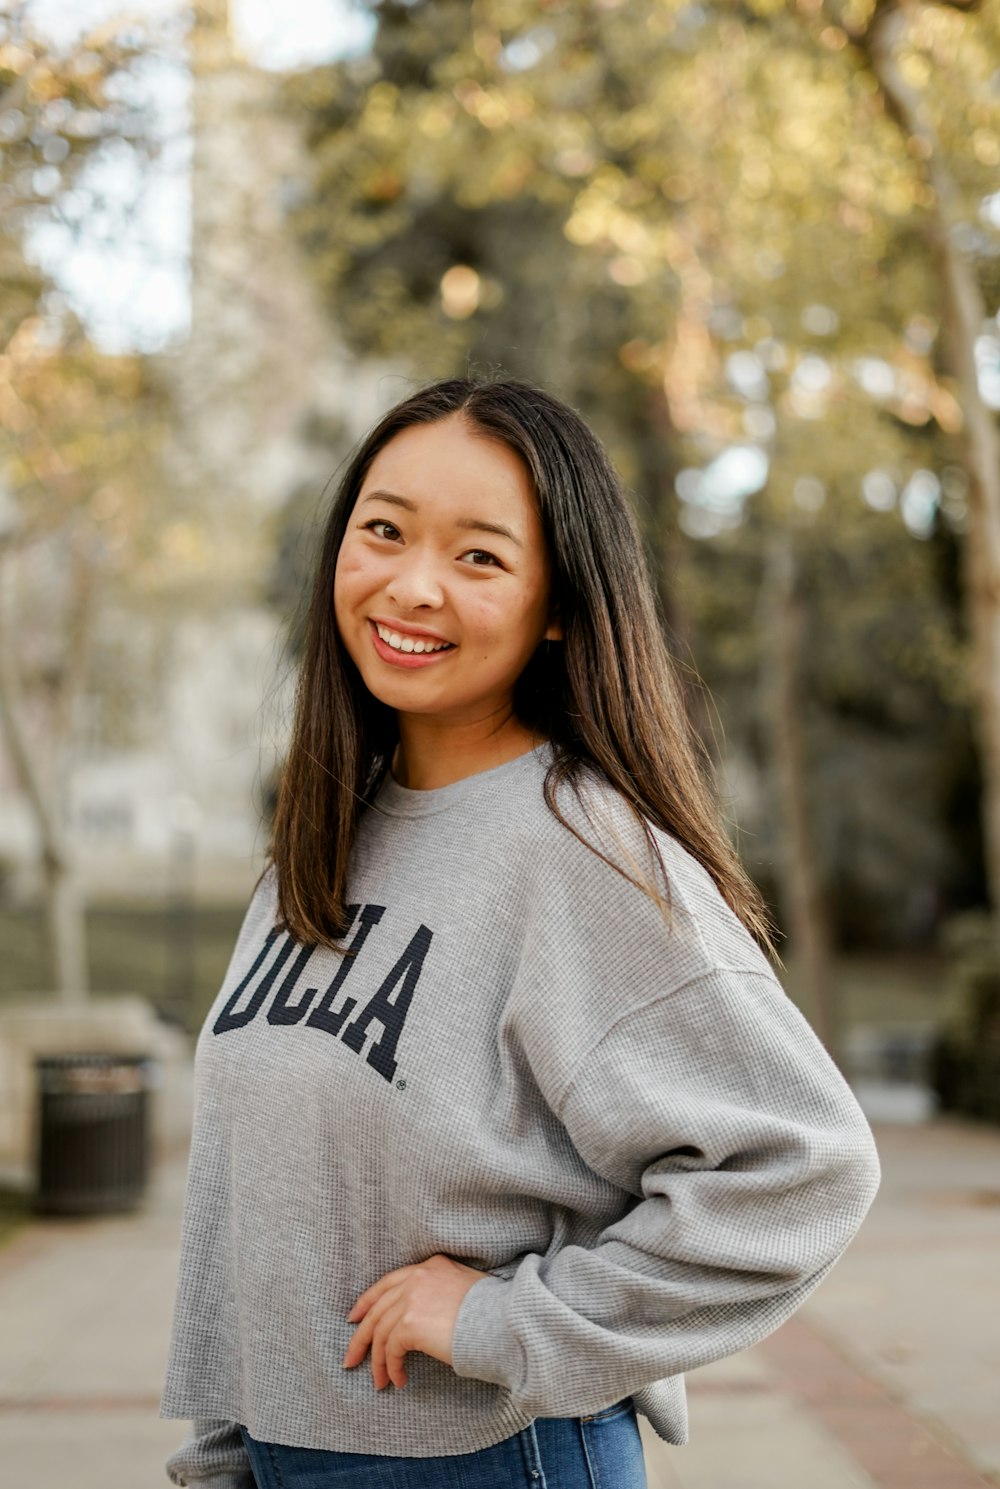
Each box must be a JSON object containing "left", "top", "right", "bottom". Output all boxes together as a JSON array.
[{"left": 270, "top": 376, "right": 778, "bottom": 957}]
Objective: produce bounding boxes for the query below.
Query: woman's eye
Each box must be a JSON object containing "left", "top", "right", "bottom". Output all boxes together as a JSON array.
[
  {"left": 462, "top": 549, "right": 501, "bottom": 568},
  {"left": 363, "top": 519, "right": 401, "bottom": 541}
]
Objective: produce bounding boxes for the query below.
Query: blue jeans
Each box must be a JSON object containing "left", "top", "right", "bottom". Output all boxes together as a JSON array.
[{"left": 240, "top": 1398, "right": 648, "bottom": 1487}]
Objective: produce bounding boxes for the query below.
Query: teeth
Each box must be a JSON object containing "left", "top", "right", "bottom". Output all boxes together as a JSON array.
[{"left": 374, "top": 623, "right": 451, "bottom": 654}]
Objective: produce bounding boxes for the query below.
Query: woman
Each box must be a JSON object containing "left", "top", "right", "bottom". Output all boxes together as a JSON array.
[{"left": 161, "top": 377, "right": 880, "bottom": 1489}]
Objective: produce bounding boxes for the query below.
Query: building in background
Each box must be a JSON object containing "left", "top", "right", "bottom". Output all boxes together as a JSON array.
[{"left": 0, "top": 0, "right": 395, "bottom": 904}]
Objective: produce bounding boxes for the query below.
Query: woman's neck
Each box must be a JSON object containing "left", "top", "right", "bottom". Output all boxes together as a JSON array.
[{"left": 391, "top": 715, "right": 545, "bottom": 791}]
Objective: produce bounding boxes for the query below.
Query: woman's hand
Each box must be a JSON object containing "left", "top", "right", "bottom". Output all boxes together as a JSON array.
[{"left": 342, "top": 1254, "right": 489, "bottom": 1390}]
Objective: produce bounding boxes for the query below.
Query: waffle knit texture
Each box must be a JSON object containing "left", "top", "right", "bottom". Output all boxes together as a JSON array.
[{"left": 161, "top": 743, "right": 880, "bottom": 1485}]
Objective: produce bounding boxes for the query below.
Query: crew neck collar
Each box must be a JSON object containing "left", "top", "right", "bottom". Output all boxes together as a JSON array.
[{"left": 373, "top": 740, "right": 553, "bottom": 818}]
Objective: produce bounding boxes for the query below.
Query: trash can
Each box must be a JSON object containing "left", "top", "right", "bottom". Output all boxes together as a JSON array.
[{"left": 35, "top": 1054, "right": 153, "bottom": 1215}]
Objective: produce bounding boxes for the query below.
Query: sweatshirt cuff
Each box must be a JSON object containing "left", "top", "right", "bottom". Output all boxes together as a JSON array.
[
  {"left": 170, "top": 1475, "right": 252, "bottom": 1489},
  {"left": 164, "top": 1419, "right": 254, "bottom": 1489},
  {"left": 450, "top": 1274, "right": 525, "bottom": 1392}
]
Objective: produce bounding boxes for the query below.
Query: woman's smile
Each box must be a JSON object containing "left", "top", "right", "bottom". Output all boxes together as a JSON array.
[
  {"left": 369, "top": 618, "right": 457, "bottom": 668},
  {"left": 333, "top": 413, "right": 560, "bottom": 736}
]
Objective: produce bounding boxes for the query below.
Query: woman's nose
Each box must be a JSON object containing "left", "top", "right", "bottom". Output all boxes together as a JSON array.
[{"left": 384, "top": 552, "right": 444, "bottom": 610}]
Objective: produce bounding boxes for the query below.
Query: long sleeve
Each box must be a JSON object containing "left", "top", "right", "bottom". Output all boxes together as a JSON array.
[
  {"left": 450, "top": 966, "right": 880, "bottom": 1419},
  {"left": 159, "top": 747, "right": 879, "bottom": 1455},
  {"left": 166, "top": 1419, "right": 254, "bottom": 1489}
]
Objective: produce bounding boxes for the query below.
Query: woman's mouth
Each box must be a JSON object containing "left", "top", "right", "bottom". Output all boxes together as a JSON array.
[{"left": 369, "top": 620, "right": 457, "bottom": 668}]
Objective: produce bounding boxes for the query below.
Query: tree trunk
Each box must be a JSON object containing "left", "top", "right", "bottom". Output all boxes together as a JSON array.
[
  {"left": 43, "top": 850, "right": 88, "bottom": 1003},
  {"left": 865, "top": 0, "right": 1000, "bottom": 916},
  {"left": 759, "top": 526, "right": 839, "bottom": 1060},
  {"left": 0, "top": 549, "right": 88, "bottom": 1002}
]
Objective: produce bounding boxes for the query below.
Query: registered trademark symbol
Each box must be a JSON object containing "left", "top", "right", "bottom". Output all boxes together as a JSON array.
[{"left": 396, "top": 1079, "right": 407, "bottom": 1090}]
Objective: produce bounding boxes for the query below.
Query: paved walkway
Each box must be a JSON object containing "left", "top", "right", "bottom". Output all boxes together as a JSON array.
[{"left": 0, "top": 1114, "right": 996, "bottom": 1489}]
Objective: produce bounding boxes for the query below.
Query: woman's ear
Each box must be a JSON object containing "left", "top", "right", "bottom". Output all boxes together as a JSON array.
[{"left": 544, "top": 611, "right": 563, "bottom": 642}]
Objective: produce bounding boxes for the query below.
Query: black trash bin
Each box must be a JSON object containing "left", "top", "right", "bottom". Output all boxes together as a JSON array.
[{"left": 35, "top": 1054, "right": 153, "bottom": 1215}]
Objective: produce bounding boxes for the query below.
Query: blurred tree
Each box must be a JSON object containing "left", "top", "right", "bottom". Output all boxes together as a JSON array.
[
  {"left": 843, "top": 0, "right": 1000, "bottom": 918},
  {"left": 281, "top": 0, "right": 995, "bottom": 986},
  {"left": 0, "top": 3, "right": 170, "bottom": 999},
  {"left": 281, "top": 0, "right": 703, "bottom": 646}
]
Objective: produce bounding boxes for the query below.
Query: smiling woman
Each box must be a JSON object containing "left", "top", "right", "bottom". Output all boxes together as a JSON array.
[
  {"left": 161, "top": 376, "right": 880, "bottom": 1489},
  {"left": 262, "top": 378, "right": 785, "bottom": 952},
  {"left": 333, "top": 415, "right": 562, "bottom": 779}
]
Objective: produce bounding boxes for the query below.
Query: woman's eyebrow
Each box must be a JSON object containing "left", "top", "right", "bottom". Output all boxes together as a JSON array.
[
  {"left": 455, "top": 516, "right": 522, "bottom": 547},
  {"left": 360, "top": 489, "right": 522, "bottom": 547},
  {"left": 361, "top": 489, "right": 418, "bottom": 512}
]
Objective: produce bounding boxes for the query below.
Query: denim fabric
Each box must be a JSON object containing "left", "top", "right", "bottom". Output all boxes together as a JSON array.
[{"left": 239, "top": 1398, "right": 647, "bottom": 1488}]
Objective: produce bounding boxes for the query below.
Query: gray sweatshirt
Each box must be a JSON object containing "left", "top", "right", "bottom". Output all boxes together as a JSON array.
[{"left": 161, "top": 743, "right": 880, "bottom": 1485}]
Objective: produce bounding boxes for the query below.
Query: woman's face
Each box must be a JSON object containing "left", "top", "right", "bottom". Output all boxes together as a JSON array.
[{"left": 334, "top": 413, "right": 561, "bottom": 730}]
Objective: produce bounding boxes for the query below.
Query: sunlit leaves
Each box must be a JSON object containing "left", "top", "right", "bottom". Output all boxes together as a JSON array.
[
  {"left": 0, "top": 7, "right": 172, "bottom": 614},
  {"left": 281, "top": 0, "right": 998, "bottom": 921},
  {"left": 0, "top": 5, "right": 155, "bottom": 270}
]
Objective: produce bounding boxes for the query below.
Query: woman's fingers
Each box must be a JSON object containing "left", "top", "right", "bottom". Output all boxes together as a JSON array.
[
  {"left": 343, "top": 1255, "right": 480, "bottom": 1387},
  {"left": 344, "top": 1284, "right": 413, "bottom": 1388},
  {"left": 342, "top": 1283, "right": 403, "bottom": 1367},
  {"left": 346, "top": 1263, "right": 418, "bottom": 1322},
  {"left": 384, "top": 1341, "right": 409, "bottom": 1391},
  {"left": 369, "top": 1297, "right": 409, "bottom": 1389}
]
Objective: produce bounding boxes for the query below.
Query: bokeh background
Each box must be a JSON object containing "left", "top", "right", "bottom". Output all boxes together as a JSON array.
[
  {"left": 4, "top": 0, "right": 1000, "bottom": 1096},
  {"left": 1, "top": 2, "right": 999, "bottom": 1485}
]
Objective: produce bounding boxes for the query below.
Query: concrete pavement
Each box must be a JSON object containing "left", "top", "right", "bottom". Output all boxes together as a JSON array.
[
  {"left": 0, "top": 1114, "right": 996, "bottom": 1489},
  {"left": 0, "top": 1145, "right": 188, "bottom": 1489}
]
